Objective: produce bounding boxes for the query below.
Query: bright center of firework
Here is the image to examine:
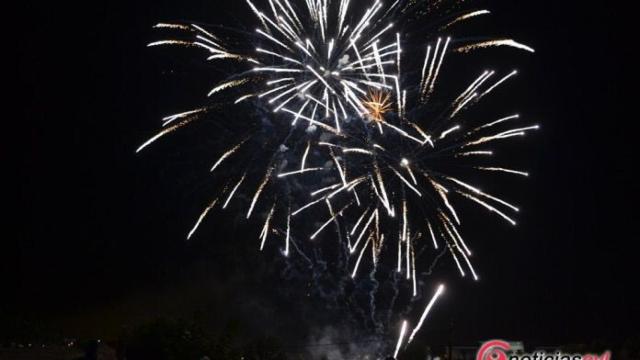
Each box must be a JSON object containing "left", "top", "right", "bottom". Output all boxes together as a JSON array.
[{"left": 248, "top": 1, "right": 399, "bottom": 132}]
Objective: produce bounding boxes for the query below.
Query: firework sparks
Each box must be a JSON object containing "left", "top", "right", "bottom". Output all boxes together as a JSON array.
[
  {"left": 443, "top": 10, "right": 491, "bottom": 29},
  {"left": 393, "top": 320, "right": 408, "bottom": 359},
  {"left": 142, "top": 0, "right": 537, "bottom": 356},
  {"left": 456, "top": 39, "right": 536, "bottom": 53},
  {"left": 407, "top": 284, "right": 445, "bottom": 344}
]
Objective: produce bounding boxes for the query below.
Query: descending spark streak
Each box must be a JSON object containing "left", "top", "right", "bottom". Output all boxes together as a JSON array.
[
  {"left": 469, "top": 114, "right": 520, "bottom": 134},
  {"left": 351, "top": 209, "right": 378, "bottom": 254},
  {"left": 153, "top": 23, "right": 190, "bottom": 30},
  {"left": 292, "top": 197, "right": 325, "bottom": 216},
  {"left": 456, "top": 39, "right": 535, "bottom": 53},
  {"left": 462, "top": 251, "right": 479, "bottom": 281},
  {"left": 247, "top": 167, "right": 273, "bottom": 219},
  {"left": 421, "top": 37, "right": 450, "bottom": 101},
  {"left": 191, "top": 24, "right": 222, "bottom": 42},
  {"left": 235, "top": 94, "right": 254, "bottom": 104},
  {"left": 351, "top": 232, "right": 372, "bottom": 278},
  {"left": 327, "top": 178, "right": 363, "bottom": 201},
  {"left": 380, "top": 120, "right": 425, "bottom": 144},
  {"left": 447, "top": 176, "right": 519, "bottom": 212},
  {"left": 277, "top": 0, "right": 302, "bottom": 30},
  {"left": 266, "top": 78, "right": 294, "bottom": 86},
  {"left": 332, "top": 102, "right": 340, "bottom": 132},
  {"left": 162, "top": 108, "right": 207, "bottom": 127},
  {"left": 480, "top": 70, "right": 518, "bottom": 98},
  {"left": 291, "top": 99, "right": 311, "bottom": 125},
  {"left": 443, "top": 10, "right": 491, "bottom": 28},
  {"left": 442, "top": 218, "right": 477, "bottom": 280},
  {"left": 401, "top": 159, "right": 418, "bottom": 185},
  {"left": 187, "top": 198, "right": 218, "bottom": 240},
  {"left": 408, "top": 284, "right": 446, "bottom": 344},
  {"left": 246, "top": 0, "right": 270, "bottom": 29},
  {"left": 147, "top": 40, "right": 196, "bottom": 48},
  {"left": 476, "top": 167, "right": 529, "bottom": 177},
  {"left": 367, "top": 24, "right": 395, "bottom": 49},
  {"left": 350, "top": 207, "right": 371, "bottom": 236},
  {"left": 277, "top": 167, "right": 323, "bottom": 177},
  {"left": 431, "top": 179, "right": 460, "bottom": 225},
  {"left": 422, "top": 40, "right": 441, "bottom": 97},
  {"left": 448, "top": 240, "right": 466, "bottom": 277},
  {"left": 306, "top": 65, "right": 336, "bottom": 94},
  {"left": 259, "top": 204, "right": 276, "bottom": 251},
  {"left": 136, "top": 118, "right": 195, "bottom": 153},
  {"left": 440, "top": 125, "right": 460, "bottom": 139},
  {"left": 392, "top": 168, "right": 422, "bottom": 197},
  {"left": 223, "top": 173, "right": 247, "bottom": 209},
  {"left": 439, "top": 214, "right": 474, "bottom": 281},
  {"left": 327, "top": 38, "right": 334, "bottom": 61},
  {"left": 401, "top": 200, "right": 408, "bottom": 265},
  {"left": 464, "top": 125, "right": 537, "bottom": 146},
  {"left": 344, "top": 148, "right": 374, "bottom": 155},
  {"left": 210, "top": 139, "right": 249, "bottom": 172},
  {"left": 427, "top": 221, "right": 438, "bottom": 249},
  {"left": 411, "top": 245, "right": 417, "bottom": 296},
  {"left": 260, "top": 84, "right": 292, "bottom": 98},
  {"left": 465, "top": 70, "right": 493, "bottom": 91},
  {"left": 397, "top": 227, "right": 402, "bottom": 273},
  {"left": 253, "top": 67, "right": 302, "bottom": 73},
  {"left": 457, "top": 191, "right": 517, "bottom": 226},
  {"left": 208, "top": 79, "right": 248, "bottom": 97},
  {"left": 338, "top": 0, "right": 350, "bottom": 35},
  {"left": 331, "top": 151, "right": 347, "bottom": 186},
  {"left": 456, "top": 150, "right": 493, "bottom": 157},
  {"left": 445, "top": 223, "right": 477, "bottom": 281},
  {"left": 450, "top": 93, "right": 477, "bottom": 118},
  {"left": 419, "top": 45, "right": 431, "bottom": 92},
  {"left": 446, "top": 218, "right": 471, "bottom": 256},
  {"left": 300, "top": 142, "right": 311, "bottom": 170},
  {"left": 427, "top": 37, "right": 451, "bottom": 96},
  {"left": 394, "top": 320, "right": 408, "bottom": 359},
  {"left": 374, "top": 165, "right": 394, "bottom": 216},
  {"left": 453, "top": 71, "right": 492, "bottom": 108},
  {"left": 405, "top": 230, "right": 411, "bottom": 279},
  {"left": 310, "top": 202, "right": 352, "bottom": 240},
  {"left": 284, "top": 210, "right": 291, "bottom": 256}
]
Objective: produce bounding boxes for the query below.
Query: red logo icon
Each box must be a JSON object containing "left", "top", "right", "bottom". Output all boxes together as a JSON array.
[{"left": 477, "top": 340, "right": 512, "bottom": 360}]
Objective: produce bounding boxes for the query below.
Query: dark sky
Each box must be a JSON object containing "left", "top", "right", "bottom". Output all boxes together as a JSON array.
[{"left": 9, "top": 0, "right": 637, "bottom": 352}]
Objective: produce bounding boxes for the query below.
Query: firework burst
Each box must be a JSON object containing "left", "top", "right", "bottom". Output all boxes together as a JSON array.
[{"left": 140, "top": 0, "right": 536, "bottom": 355}]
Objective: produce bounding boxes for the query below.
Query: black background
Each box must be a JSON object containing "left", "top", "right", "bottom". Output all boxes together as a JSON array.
[{"left": 8, "top": 0, "right": 637, "bottom": 351}]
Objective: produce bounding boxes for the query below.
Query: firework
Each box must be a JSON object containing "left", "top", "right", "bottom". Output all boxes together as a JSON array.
[
  {"left": 407, "top": 284, "right": 445, "bottom": 344},
  {"left": 141, "top": 0, "right": 536, "bottom": 355},
  {"left": 393, "top": 320, "right": 408, "bottom": 359}
]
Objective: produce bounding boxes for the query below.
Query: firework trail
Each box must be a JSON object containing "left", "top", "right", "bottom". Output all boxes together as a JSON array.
[
  {"left": 393, "top": 320, "right": 408, "bottom": 359},
  {"left": 140, "top": 0, "right": 536, "bottom": 356}
]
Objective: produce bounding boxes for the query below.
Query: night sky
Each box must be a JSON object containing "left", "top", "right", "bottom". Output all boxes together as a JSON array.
[{"left": 9, "top": 0, "right": 637, "bottom": 353}]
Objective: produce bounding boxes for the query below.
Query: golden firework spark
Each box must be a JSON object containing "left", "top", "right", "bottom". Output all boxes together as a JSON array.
[{"left": 363, "top": 90, "right": 393, "bottom": 123}]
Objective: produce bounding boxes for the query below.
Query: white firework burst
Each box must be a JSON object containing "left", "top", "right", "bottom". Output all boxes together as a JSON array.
[{"left": 141, "top": 0, "right": 537, "bottom": 354}]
